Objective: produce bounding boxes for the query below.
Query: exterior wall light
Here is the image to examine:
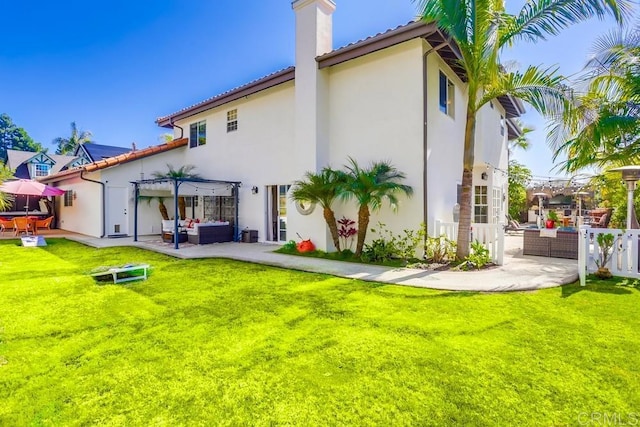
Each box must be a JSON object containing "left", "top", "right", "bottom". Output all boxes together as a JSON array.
[{"left": 251, "top": 186, "right": 259, "bottom": 195}]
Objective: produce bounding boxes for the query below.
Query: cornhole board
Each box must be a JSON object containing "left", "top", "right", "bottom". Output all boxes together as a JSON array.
[
  {"left": 91, "top": 264, "right": 149, "bottom": 284},
  {"left": 21, "top": 236, "right": 47, "bottom": 247}
]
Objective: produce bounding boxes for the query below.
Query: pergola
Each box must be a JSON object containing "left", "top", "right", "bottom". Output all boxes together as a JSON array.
[{"left": 131, "top": 177, "right": 242, "bottom": 249}]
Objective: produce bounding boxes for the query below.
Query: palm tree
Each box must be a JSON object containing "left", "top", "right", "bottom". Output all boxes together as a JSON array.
[
  {"left": 291, "top": 167, "right": 346, "bottom": 251},
  {"left": 152, "top": 164, "right": 201, "bottom": 219},
  {"left": 551, "top": 27, "right": 640, "bottom": 173},
  {"left": 53, "top": 122, "right": 93, "bottom": 155},
  {"left": 0, "top": 163, "right": 15, "bottom": 211},
  {"left": 417, "top": 0, "right": 628, "bottom": 259},
  {"left": 340, "top": 158, "right": 413, "bottom": 257}
]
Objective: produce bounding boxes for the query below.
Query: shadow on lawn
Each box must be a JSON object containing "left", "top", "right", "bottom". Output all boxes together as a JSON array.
[{"left": 561, "top": 277, "right": 639, "bottom": 298}]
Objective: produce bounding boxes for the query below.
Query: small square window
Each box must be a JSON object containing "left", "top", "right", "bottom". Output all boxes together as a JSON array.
[
  {"left": 190, "top": 121, "right": 206, "bottom": 148},
  {"left": 227, "top": 109, "right": 238, "bottom": 133},
  {"left": 439, "top": 71, "right": 455, "bottom": 118}
]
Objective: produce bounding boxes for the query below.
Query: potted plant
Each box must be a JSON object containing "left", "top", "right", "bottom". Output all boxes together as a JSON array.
[{"left": 546, "top": 210, "right": 558, "bottom": 229}]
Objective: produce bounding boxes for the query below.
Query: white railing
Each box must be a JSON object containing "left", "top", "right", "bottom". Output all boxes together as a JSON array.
[
  {"left": 434, "top": 220, "right": 504, "bottom": 265},
  {"left": 578, "top": 227, "right": 640, "bottom": 285}
]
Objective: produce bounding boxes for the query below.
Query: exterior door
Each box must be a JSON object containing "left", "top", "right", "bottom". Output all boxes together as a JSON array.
[
  {"left": 267, "top": 185, "right": 290, "bottom": 242},
  {"left": 107, "top": 186, "right": 128, "bottom": 237}
]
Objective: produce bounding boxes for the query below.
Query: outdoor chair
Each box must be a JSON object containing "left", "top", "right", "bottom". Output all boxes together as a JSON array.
[
  {"left": 13, "top": 217, "right": 32, "bottom": 236},
  {"left": 0, "top": 217, "right": 13, "bottom": 235},
  {"left": 591, "top": 212, "right": 610, "bottom": 228},
  {"left": 504, "top": 219, "right": 528, "bottom": 234},
  {"left": 35, "top": 216, "right": 53, "bottom": 231}
]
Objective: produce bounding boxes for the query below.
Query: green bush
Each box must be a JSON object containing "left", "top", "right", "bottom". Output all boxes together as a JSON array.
[
  {"left": 282, "top": 240, "right": 298, "bottom": 252},
  {"left": 462, "top": 240, "right": 492, "bottom": 270},
  {"left": 424, "top": 234, "right": 456, "bottom": 263},
  {"left": 361, "top": 222, "right": 425, "bottom": 264}
]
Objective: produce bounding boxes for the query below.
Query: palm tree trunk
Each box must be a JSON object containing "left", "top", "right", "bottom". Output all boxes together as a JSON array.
[
  {"left": 178, "top": 196, "right": 186, "bottom": 219},
  {"left": 355, "top": 204, "right": 370, "bottom": 257},
  {"left": 455, "top": 101, "right": 478, "bottom": 261},
  {"left": 323, "top": 207, "right": 341, "bottom": 251},
  {"left": 158, "top": 199, "right": 169, "bottom": 220}
]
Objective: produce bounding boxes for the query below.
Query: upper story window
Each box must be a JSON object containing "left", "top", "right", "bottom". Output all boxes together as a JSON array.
[
  {"left": 33, "top": 163, "right": 51, "bottom": 177},
  {"left": 500, "top": 115, "right": 505, "bottom": 136},
  {"left": 439, "top": 71, "right": 455, "bottom": 118},
  {"left": 189, "top": 121, "right": 206, "bottom": 148},
  {"left": 227, "top": 109, "right": 238, "bottom": 132}
]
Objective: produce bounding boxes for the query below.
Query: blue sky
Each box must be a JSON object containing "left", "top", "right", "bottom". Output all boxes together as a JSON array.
[{"left": 0, "top": 0, "right": 629, "bottom": 180}]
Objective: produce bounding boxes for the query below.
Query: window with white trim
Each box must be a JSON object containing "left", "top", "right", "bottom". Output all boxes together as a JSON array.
[
  {"left": 64, "top": 190, "right": 73, "bottom": 207},
  {"left": 227, "top": 109, "right": 238, "bottom": 132},
  {"left": 439, "top": 71, "right": 455, "bottom": 118},
  {"left": 474, "top": 185, "right": 488, "bottom": 223},
  {"left": 189, "top": 121, "right": 206, "bottom": 148},
  {"left": 33, "top": 163, "right": 50, "bottom": 177}
]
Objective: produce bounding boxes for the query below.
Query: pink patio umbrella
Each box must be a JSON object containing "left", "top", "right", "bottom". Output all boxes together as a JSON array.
[{"left": 0, "top": 179, "right": 66, "bottom": 215}]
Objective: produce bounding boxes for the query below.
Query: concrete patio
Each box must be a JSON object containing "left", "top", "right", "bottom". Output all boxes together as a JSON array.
[{"left": 20, "top": 231, "right": 576, "bottom": 292}]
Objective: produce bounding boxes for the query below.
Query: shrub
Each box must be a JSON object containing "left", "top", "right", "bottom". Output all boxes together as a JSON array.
[
  {"left": 360, "top": 222, "right": 426, "bottom": 264},
  {"left": 337, "top": 217, "right": 357, "bottom": 251},
  {"left": 282, "top": 240, "right": 298, "bottom": 252},
  {"left": 424, "top": 234, "right": 456, "bottom": 263},
  {"left": 461, "top": 240, "right": 491, "bottom": 270}
]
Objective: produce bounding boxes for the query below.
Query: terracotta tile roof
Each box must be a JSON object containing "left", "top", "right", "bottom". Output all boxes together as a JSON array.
[{"left": 39, "top": 138, "right": 188, "bottom": 183}]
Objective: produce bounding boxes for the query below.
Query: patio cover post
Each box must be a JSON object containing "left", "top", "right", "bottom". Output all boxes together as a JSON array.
[
  {"left": 174, "top": 178, "right": 180, "bottom": 250},
  {"left": 234, "top": 183, "right": 239, "bottom": 242},
  {"left": 133, "top": 183, "right": 139, "bottom": 242}
]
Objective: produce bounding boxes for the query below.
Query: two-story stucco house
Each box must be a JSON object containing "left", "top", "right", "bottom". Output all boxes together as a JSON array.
[{"left": 42, "top": 0, "right": 522, "bottom": 250}]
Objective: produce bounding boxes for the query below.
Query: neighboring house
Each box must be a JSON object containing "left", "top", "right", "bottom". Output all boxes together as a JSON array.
[
  {"left": 6, "top": 149, "right": 76, "bottom": 180},
  {"left": 42, "top": 0, "right": 522, "bottom": 249},
  {"left": 5, "top": 149, "right": 76, "bottom": 212},
  {"left": 70, "top": 143, "right": 132, "bottom": 167}
]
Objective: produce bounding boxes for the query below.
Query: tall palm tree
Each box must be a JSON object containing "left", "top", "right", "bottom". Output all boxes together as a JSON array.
[
  {"left": 417, "top": 0, "right": 628, "bottom": 259},
  {"left": 152, "top": 164, "right": 201, "bottom": 220},
  {"left": 53, "top": 122, "right": 93, "bottom": 155},
  {"left": 340, "top": 158, "right": 413, "bottom": 257},
  {"left": 551, "top": 27, "right": 640, "bottom": 173},
  {"left": 291, "top": 167, "right": 345, "bottom": 251}
]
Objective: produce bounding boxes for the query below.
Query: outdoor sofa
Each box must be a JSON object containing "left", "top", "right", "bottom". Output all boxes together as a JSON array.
[
  {"left": 523, "top": 229, "right": 578, "bottom": 259},
  {"left": 161, "top": 220, "right": 233, "bottom": 245}
]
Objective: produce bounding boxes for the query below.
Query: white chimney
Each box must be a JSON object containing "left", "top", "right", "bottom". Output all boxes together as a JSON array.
[
  {"left": 292, "top": 0, "right": 335, "bottom": 173},
  {"left": 290, "top": 0, "right": 336, "bottom": 252}
]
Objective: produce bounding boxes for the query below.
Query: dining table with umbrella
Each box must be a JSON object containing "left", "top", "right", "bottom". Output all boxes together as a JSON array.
[{"left": 0, "top": 179, "right": 66, "bottom": 235}]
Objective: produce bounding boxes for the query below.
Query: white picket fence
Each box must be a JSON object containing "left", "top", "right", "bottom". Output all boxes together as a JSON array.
[
  {"left": 434, "top": 220, "right": 504, "bottom": 265},
  {"left": 578, "top": 227, "right": 640, "bottom": 285}
]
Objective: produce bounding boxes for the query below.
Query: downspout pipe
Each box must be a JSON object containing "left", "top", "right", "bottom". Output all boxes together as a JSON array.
[
  {"left": 80, "top": 169, "right": 106, "bottom": 238},
  {"left": 170, "top": 118, "right": 184, "bottom": 139}
]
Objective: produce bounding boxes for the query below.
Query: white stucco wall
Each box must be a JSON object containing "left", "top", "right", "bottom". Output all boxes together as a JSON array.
[
  {"left": 56, "top": 174, "right": 103, "bottom": 237},
  {"left": 425, "top": 45, "right": 468, "bottom": 232},
  {"left": 314, "top": 39, "right": 426, "bottom": 248},
  {"left": 172, "top": 82, "right": 296, "bottom": 243}
]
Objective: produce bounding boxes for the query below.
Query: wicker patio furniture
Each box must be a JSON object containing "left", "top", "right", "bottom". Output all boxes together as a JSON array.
[{"left": 523, "top": 229, "right": 578, "bottom": 259}]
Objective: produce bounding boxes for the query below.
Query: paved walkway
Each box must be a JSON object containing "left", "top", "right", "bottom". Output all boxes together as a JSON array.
[{"left": 54, "top": 232, "right": 578, "bottom": 292}]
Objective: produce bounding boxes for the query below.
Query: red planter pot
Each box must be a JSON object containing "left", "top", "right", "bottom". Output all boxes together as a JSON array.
[
  {"left": 545, "top": 219, "right": 556, "bottom": 229},
  {"left": 297, "top": 239, "right": 316, "bottom": 252}
]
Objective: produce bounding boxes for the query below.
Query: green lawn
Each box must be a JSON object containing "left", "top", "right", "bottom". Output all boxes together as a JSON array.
[{"left": 1, "top": 239, "right": 638, "bottom": 425}]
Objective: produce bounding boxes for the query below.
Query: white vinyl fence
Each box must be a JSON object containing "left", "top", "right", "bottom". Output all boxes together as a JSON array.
[
  {"left": 434, "top": 220, "right": 504, "bottom": 265},
  {"left": 578, "top": 227, "right": 640, "bottom": 285}
]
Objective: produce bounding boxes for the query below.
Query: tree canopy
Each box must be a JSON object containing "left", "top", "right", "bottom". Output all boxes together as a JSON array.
[
  {"left": 0, "top": 113, "right": 45, "bottom": 162},
  {"left": 53, "top": 122, "right": 93, "bottom": 155}
]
